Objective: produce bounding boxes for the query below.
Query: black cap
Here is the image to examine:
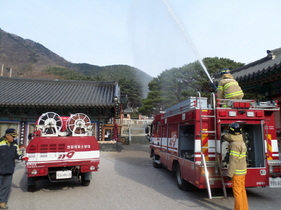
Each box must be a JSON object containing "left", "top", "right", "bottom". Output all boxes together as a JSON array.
[{"left": 5, "top": 128, "right": 18, "bottom": 137}]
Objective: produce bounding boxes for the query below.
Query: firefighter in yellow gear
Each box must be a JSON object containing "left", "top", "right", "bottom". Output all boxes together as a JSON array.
[
  {"left": 223, "top": 122, "right": 248, "bottom": 210},
  {"left": 217, "top": 68, "right": 244, "bottom": 99}
]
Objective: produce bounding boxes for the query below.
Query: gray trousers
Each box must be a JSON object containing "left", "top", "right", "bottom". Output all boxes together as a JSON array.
[{"left": 0, "top": 174, "right": 13, "bottom": 203}]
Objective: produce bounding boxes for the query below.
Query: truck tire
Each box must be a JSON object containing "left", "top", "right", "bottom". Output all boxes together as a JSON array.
[
  {"left": 152, "top": 154, "right": 162, "bottom": 168},
  {"left": 176, "top": 163, "right": 190, "bottom": 191},
  {"left": 175, "top": 163, "right": 197, "bottom": 191},
  {"left": 27, "top": 177, "right": 36, "bottom": 192},
  {"left": 81, "top": 172, "right": 92, "bottom": 186},
  {"left": 81, "top": 179, "right": 91, "bottom": 186},
  {"left": 27, "top": 185, "right": 36, "bottom": 192}
]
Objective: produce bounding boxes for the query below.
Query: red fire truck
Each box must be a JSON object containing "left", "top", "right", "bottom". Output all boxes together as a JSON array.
[
  {"left": 25, "top": 112, "right": 100, "bottom": 192},
  {"left": 146, "top": 93, "right": 281, "bottom": 198}
]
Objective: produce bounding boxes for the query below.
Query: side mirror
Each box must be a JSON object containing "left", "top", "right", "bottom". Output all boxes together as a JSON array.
[{"left": 145, "top": 126, "right": 149, "bottom": 134}]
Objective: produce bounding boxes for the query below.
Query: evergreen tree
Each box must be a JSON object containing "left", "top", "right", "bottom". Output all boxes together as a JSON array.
[{"left": 139, "top": 57, "right": 244, "bottom": 116}]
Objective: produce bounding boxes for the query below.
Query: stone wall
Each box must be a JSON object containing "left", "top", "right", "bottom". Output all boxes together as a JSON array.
[{"left": 119, "top": 119, "right": 152, "bottom": 144}]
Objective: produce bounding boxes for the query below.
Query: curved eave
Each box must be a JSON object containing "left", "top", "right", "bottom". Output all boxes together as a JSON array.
[{"left": 0, "top": 103, "right": 116, "bottom": 108}]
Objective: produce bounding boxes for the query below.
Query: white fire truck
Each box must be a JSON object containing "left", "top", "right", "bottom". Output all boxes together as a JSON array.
[
  {"left": 146, "top": 93, "right": 281, "bottom": 199},
  {"left": 25, "top": 112, "right": 100, "bottom": 192}
]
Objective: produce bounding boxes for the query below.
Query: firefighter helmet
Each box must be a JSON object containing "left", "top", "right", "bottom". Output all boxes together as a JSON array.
[
  {"left": 228, "top": 122, "right": 242, "bottom": 135},
  {"left": 221, "top": 68, "right": 231, "bottom": 75}
]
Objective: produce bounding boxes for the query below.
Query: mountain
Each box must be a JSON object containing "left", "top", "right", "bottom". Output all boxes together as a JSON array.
[
  {"left": 0, "top": 28, "right": 76, "bottom": 73},
  {"left": 0, "top": 28, "right": 153, "bottom": 97}
]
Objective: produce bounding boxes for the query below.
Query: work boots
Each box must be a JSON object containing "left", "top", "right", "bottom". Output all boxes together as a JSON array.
[{"left": 0, "top": 202, "right": 8, "bottom": 209}]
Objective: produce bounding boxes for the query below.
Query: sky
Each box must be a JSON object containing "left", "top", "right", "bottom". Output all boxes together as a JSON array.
[{"left": 1, "top": 0, "right": 281, "bottom": 78}]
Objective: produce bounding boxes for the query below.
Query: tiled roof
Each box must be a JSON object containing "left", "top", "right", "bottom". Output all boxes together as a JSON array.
[
  {"left": 231, "top": 48, "right": 281, "bottom": 81},
  {"left": 0, "top": 77, "right": 119, "bottom": 108}
]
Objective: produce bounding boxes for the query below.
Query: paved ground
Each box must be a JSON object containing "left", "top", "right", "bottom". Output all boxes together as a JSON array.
[{"left": 6, "top": 143, "right": 281, "bottom": 210}]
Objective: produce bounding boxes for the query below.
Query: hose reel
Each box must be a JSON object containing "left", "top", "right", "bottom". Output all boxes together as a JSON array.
[
  {"left": 67, "top": 113, "right": 91, "bottom": 135},
  {"left": 37, "top": 112, "right": 62, "bottom": 135}
]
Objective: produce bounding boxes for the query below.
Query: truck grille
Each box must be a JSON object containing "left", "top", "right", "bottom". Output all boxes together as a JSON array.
[{"left": 39, "top": 144, "right": 66, "bottom": 153}]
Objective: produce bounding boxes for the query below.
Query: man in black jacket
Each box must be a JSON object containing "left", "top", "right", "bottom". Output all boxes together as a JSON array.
[{"left": 0, "top": 128, "right": 23, "bottom": 209}]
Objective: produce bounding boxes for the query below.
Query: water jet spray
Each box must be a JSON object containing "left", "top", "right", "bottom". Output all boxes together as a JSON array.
[{"left": 160, "top": 0, "right": 216, "bottom": 88}]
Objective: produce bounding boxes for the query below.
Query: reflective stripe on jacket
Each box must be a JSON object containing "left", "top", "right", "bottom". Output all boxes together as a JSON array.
[
  {"left": 224, "top": 134, "right": 247, "bottom": 177},
  {"left": 217, "top": 75, "right": 244, "bottom": 99}
]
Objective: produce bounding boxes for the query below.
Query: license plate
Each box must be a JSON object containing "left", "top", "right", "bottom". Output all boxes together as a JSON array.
[
  {"left": 269, "top": 177, "right": 281, "bottom": 188},
  {"left": 56, "top": 170, "right": 72, "bottom": 179}
]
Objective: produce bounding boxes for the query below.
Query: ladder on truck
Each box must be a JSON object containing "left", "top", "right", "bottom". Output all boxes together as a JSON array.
[{"left": 197, "top": 92, "right": 227, "bottom": 199}]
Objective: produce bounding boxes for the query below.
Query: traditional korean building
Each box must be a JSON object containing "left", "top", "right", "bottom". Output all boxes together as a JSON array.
[
  {"left": 0, "top": 76, "right": 120, "bottom": 147},
  {"left": 230, "top": 47, "right": 281, "bottom": 129}
]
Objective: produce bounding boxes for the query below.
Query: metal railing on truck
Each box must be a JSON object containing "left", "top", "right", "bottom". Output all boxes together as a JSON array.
[{"left": 217, "top": 98, "right": 279, "bottom": 110}]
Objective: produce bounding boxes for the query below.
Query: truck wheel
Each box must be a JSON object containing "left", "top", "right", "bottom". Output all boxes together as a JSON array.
[
  {"left": 27, "top": 185, "right": 36, "bottom": 192},
  {"left": 175, "top": 163, "right": 196, "bottom": 191},
  {"left": 81, "top": 172, "right": 91, "bottom": 186},
  {"left": 81, "top": 178, "right": 91, "bottom": 186},
  {"left": 152, "top": 154, "right": 162, "bottom": 168},
  {"left": 27, "top": 177, "right": 36, "bottom": 192},
  {"left": 176, "top": 163, "right": 189, "bottom": 191}
]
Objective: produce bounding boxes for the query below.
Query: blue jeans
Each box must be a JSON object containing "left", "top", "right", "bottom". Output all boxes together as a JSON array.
[{"left": 0, "top": 174, "right": 13, "bottom": 203}]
